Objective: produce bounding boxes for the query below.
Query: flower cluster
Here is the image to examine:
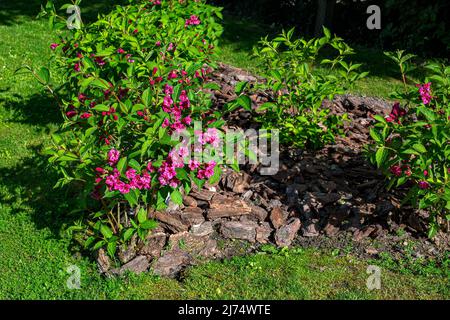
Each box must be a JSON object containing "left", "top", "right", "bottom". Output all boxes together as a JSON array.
[
  {"left": 161, "top": 85, "right": 192, "bottom": 132},
  {"left": 416, "top": 82, "right": 432, "bottom": 105},
  {"left": 385, "top": 102, "right": 406, "bottom": 123},
  {"left": 103, "top": 168, "right": 152, "bottom": 194},
  {"left": 185, "top": 15, "right": 201, "bottom": 27}
]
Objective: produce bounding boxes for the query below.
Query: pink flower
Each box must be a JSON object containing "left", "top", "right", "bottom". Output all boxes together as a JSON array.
[
  {"left": 182, "top": 115, "right": 192, "bottom": 125},
  {"left": 162, "top": 118, "right": 170, "bottom": 128},
  {"left": 417, "top": 82, "right": 432, "bottom": 105},
  {"left": 423, "top": 170, "right": 428, "bottom": 176},
  {"left": 164, "top": 84, "right": 174, "bottom": 95},
  {"left": 168, "top": 70, "right": 178, "bottom": 79},
  {"left": 167, "top": 43, "right": 174, "bottom": 52},
  {"left": 162, "top": 95, "right": 173, "bottom": 112},
  {"left": 95, "top": 167, "right": 106, "bottom": 174},
  {"left": 390, "top": 165, "right": 402, "bottom": 177},
  {"left": 125, "top": 168, "right": 137, "bottom": 180},
  {"left": 155, "top": 41, "right": 161, "bottom": 46},
  {"left": 117, "top": 48, "right": 125, "bottom": 54},
  {"left": 188, "top": 159, "right": 200, "bottom": 170},
  {"left": 185, "top": 15, "right": 201, "bottom": 27},
  {"left": 50, "top": 43, "right": 59, "bottom": 50},
  {"left": 386, "top": 102, "right": 406, "bottom": 123},
  {"left": 94, "top": 56, "right": 106, "bottom": 66},
  {"left": 80, "top": 112, "right": 92, "bottom": 119},
  {"left": 108, "top": 149, "right": 120, "bottom": 166},
  {"left": 179, "top": 90, "right": 190, "bottom": 109},
  {"left": 66, "top": 110, "right": 77, "bottom": 118},
  {"left": 74, "top": 62, "right": 81, "bottom": 72},
  {"left": 418, "top": 181, "right": 430, "bottom": 189}
]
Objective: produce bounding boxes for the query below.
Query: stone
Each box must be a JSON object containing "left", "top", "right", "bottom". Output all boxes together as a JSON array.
[
  {"left": 180, "top": 207, "right": 205, "bottom": 226},
  {"left": 207, "top": 195, "right": 252, "bottom": 219},
  {"left": 220, "top": 221, "right": 258, "bottom": 242},
  {"left": 353, "top": 225, "right": 376, "bottom": 241},
  {"left": 151, "top": 211, "right": 189, "bottom": 233},
  {"left": 139, "top": 229, "right": 167, "bottom": 257},
  {"left": 118, "top": 234, "right": 137, "bottom": 264},
  {"left": 190, "top": 221, "right": 214, "bottom": 237},
  {"left": 269, "top": 206, "right": 286, "bottom": 229},
  {"left": 301, "top": 221, "right": 320, "bottom": 237},
  {"left": 96, "top": 248, "right": 111, "bottom": 273},
  {"left": 169, "top": 231, "right": 212, "bottom": 255},
  {"left": 275, "top": 218, "right": 301, "bottom": 247},
  {"left": 115, "top": 255, "right": 150, "bottom": 275},
  {"left": 255, "top": 222, "right": 273, "bottom": 243},
  {"left": 151, "top": 250, "right": 191, "bottom": 277}
]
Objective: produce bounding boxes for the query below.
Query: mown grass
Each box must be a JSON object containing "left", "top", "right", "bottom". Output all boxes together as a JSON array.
[{"left": 0, "top": 1, "right": 448, "bottom": 300}]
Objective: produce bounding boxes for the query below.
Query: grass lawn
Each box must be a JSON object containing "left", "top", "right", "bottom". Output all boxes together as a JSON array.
[{"left": 0, "top": 1, "right": 448, "bottom": 300}]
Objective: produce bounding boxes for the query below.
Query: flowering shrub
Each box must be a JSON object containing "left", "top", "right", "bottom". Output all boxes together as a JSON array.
[
  {"left": 236, "top": 28, "right": 366, "bottom": 149},
  {"left": 368, "top": 50, "right": 450, "bottom": 237},
  {"left": 38, "top": 0, "right": 225, "bottom": 257}
]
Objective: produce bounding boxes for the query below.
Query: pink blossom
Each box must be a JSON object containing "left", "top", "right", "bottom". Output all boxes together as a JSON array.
[
  {"left": 167, "top": 43, "right": 174, "bottom": 51},
  {"left": 418, "top": 181, "right": 430, "bottom": 189},
  {"left": 168, "top": 70, "right": 178, "bottom": 79},
  {"left": 162, "top": 118, "right": 170, "bottom": 128},
  {"left": 50, "top": 43, "right": 59, "bottom": 50},
  {"left": 417, "top": 82, "right": 432, "bottom": 105},
  {"left": 183, "top": 115, "right": 192, "bottom": 125},
  {"left": 390, "top": 165, "right": 402, "bottom": 177},
  {"left": 188, "top": 159, "right": 200, "bottom": 170},
  {"left": 80, "top": 112, "right": 92, "bottom": 119},
  {"left": 66, "top": 110, "right": 77, "bottom": 118},
  {"left": 185, "top": 15, "right": 201, "bottom": 27},
  {"left": 162, "top": 95, "right": 173, "bottom": 112},
  {"left": 108, "top": 149, "right": 120, "bottom": 166},
  {"left": 117, "top": 48, "right": 125, "bottom": 54},
  {"left": 155, "top": 41, "right": 161, "bottom": 46},
  {"left": 164, "top": 84, "right": 174, "bottom": 95},
  {"left": 386, "top": 102, "right": 406, "bottom": 123}
]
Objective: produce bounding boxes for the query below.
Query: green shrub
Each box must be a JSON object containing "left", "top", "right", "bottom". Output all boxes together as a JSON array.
[
  {"left": 368, "top": 50, "right": 450, "bottom": 237},
  {"left": 34, "top": 0, "right": 225, "bottom": 257},
  {"left": 241, "top": 27, "right": 366, "bottom": 149}
]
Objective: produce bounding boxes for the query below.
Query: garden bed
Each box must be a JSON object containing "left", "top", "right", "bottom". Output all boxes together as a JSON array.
[{"left": 97, "top": 63, "right": 449, "bottom": 277}]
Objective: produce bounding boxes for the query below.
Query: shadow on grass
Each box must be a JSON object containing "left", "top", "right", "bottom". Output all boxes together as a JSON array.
[
  {"left": 0, "top": 145, "right": 85, "bottom": 240},
  {"left": 0, "top": 0, "right": 128, "bottom": 26},
  {"left": 0, "top": 92, "right": 62, "bottom": 125}
]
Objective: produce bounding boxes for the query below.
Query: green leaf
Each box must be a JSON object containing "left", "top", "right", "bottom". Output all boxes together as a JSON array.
[
  {"left": 203, "top": 82, "right": 221, "bottom": 91},
  {"left": 37, "top": 67, "right": 50, "bottom": 84},
  {"left": 124, "top": 189, "right": 138, "bottom": 207},
  {"left": 123, "top": 228, "right": 135, "bottom": 242},
  {"left": 237, "top": 95, "right": 252, "bottom": 111},
  {"left": 369, "top": 129, "right": 382, "bottom": 143},
  {"left": 100, "top": 224, "right": 113, "bottom": 239},
  {"left": 170, "top": 189, "right": 183, "bottom": 205},
  {"left": 140, "top": 220, "right": 158, "bottom": 230},
  {"left": 142, "top": 88, "right": 151, "bottom": 107},
  {"left": 116, "top": 157, "right": 127, "bottom": 174},
  {"left": 137, "top": 207, "right": 147, "bottom": 223},
  {"left": 235, "top": 81, "right": 248, "bottom": 95},
  {"left": 375, "top": 147, "right": 388, "bottom": 168},
  {"left": 412, "top": 143, "right": 427, "bottom": 153},
  {"left": 92, "top": 104, "right": 110, "bottom": 112},
  {"left": 107, "top": 241, "right": 117, "bottom": 257}
]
